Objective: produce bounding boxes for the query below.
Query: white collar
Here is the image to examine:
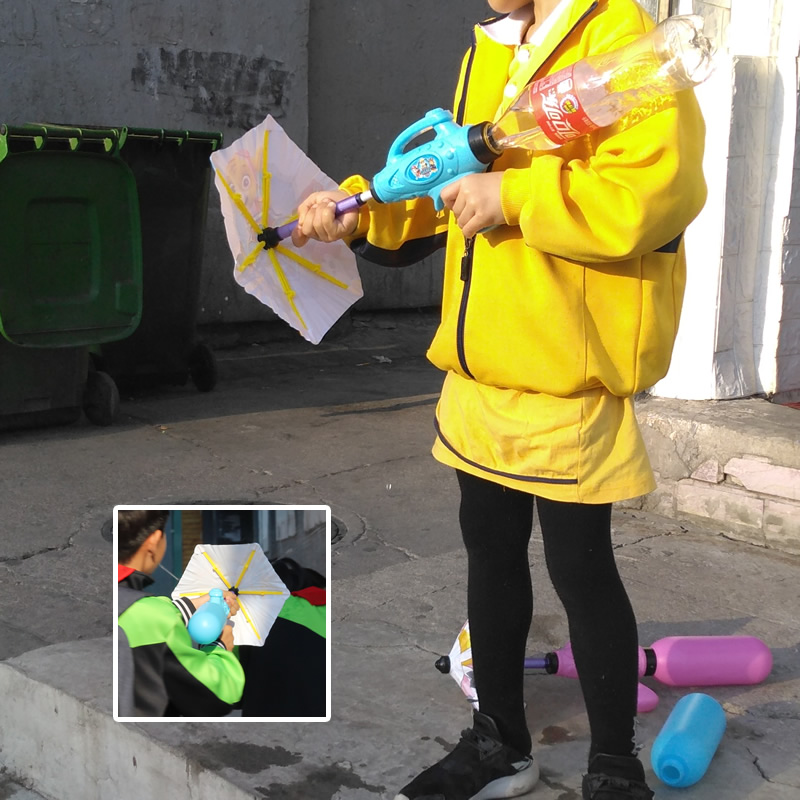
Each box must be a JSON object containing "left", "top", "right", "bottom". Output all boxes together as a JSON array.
[
  {"left": 480, "top": 0, "right": 576, "bottom": 47},
  {"left": 481, "top": 7, "right": 534, "bottom": 45}
]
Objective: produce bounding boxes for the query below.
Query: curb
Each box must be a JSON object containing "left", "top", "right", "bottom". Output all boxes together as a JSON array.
[
  {"left": 628, "top": 396, "right": 800, "bottom": 554},
  {"left": 0, "top": 639, "right": 252, "bottom": 800}
]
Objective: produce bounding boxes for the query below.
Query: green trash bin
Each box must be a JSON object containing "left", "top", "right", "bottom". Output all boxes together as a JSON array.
[
  {"left": 0, "top": 123, "right": 142, "bottom": 429},
  {"left": 98, "top": 127, "right": 223, "bottom": 392}
]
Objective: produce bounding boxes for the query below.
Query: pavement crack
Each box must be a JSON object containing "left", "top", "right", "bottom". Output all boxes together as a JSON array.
[
  {"left": 371, "top": 530, "right": 420, "bottom": 561},
  {"left": 0, "top": 536, "right": 75, "bottom": 563},
  {"left": 746, "top": 748, "right": 771, "bottom": 781}
]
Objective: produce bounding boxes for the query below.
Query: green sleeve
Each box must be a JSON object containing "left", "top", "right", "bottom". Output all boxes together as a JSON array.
[{"left": 120, "top": 596, "right": 244, "bottom": 713}]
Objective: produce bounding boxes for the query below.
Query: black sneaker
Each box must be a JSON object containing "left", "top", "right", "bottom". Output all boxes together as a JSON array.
[
  {"left": 582, "top": 754, "right": 654, "bottom": 800},
  {"left": 394, "top": 711, "right": 538, "bottom": 800}
]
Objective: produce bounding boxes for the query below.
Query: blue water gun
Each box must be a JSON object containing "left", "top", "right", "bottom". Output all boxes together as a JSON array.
[
  {"left": 258, "top": 109, "right": 500, "bottom": 249},
  {"left": 187, "top": 587, "right": 230, "bottom": 645}
]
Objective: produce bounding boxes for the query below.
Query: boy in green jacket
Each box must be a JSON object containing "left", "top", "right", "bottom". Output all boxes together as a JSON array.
[{"left": 117, "top": 509, "right": 245, "bottom": 717}]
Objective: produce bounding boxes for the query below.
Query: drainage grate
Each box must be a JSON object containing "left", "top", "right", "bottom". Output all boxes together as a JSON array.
[{"left": 331, "top": 516, "right": 345, "bottom": 545}]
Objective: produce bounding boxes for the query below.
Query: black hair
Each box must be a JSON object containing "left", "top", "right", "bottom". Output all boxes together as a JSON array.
[{"left": 117, "top": 509, "right": 170, "bottom": 563}]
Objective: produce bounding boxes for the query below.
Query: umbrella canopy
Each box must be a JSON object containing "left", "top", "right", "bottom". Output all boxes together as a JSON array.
[
  {"left": 172, "top": 544, "right": 290, "bottom": 647},
  {"left": 446, "top": 620, "right": 479, "bottom": 709},
  {"left": 211, "top": 115, "right": 363, "bottom": 344}
]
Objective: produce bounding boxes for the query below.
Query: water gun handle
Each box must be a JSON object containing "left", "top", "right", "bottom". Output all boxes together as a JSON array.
[{"left": 369, "top": 108, "right": 499, "bottom": 210}]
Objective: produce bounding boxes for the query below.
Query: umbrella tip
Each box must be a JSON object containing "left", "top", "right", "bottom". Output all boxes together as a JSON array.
[
  {"left": 257, "top": 226, "right": 281, "bottom": 250},
  {"left": 434, "top": 655, "right": 451, "bottom": 674}
]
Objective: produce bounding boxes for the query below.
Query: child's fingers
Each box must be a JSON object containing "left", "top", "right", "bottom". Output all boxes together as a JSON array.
[{"left": 291, "top": 225, "right": 310, "bottom": 248}]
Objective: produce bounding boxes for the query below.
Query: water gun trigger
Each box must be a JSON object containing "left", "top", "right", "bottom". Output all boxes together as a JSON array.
[{"left": 428, "top": 176, "right": 463, "bottom": 212}]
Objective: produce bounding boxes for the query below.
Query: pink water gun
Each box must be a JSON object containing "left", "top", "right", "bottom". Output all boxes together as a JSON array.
[
  {"left": 437, "top": 634, "right": 772, "bottom": 715},
  {"left": 526, "top": 635, "right": 772, "bottom": 686}
]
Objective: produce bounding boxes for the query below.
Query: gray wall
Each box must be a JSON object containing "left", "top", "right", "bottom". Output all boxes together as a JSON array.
[
  {"left": 308, "top": 2, "right": 488, "bottom": 311},
  {"left": 0, "top": 0, "right": 487, "bottom": 324}
]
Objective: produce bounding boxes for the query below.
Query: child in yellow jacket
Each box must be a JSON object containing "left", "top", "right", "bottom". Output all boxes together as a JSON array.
[{"left": 294, "top": 1, "right": 706, "bottom": 798}]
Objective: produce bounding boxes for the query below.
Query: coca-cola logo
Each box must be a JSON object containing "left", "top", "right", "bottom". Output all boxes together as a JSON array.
[
  {"left": 531, "top": 68, "right": 595, "bottom": 145},
  {"left": 539, "top": 88, "right": 582, "bottom": 141}
]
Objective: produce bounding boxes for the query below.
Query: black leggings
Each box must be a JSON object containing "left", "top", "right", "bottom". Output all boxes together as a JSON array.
[{"left": 457, "top": 470, "right": 638, "bottom": 760}]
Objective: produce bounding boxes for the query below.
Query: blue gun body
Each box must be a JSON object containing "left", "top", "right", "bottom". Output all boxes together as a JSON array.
[{"left": 369, "top": 108, "right": 498, "bottom": 210}]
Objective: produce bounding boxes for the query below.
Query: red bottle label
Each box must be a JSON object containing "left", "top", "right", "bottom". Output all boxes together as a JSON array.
[{"left": 530, "top": 66, "right": 597, "bottom": 145}]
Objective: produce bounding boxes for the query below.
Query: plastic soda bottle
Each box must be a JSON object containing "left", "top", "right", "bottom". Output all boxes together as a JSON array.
[
  {"left": 488, "top": 14, "right": 715, "bottom": 151},
  {"left": 187, "top": 587, "right": 229, "bottom": 645},
  {"left": 650, "top": 693, "right": 727, "bottom": 787}
]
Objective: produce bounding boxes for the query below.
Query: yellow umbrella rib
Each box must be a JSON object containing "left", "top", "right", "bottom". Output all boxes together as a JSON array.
[
  {"left": 215, "top": 168, "right": 262, "bottom": 235},
  {"left": 232, "top": 548, "right": 256, "bottom": 589},
  {"left": 238, "top": 590, "right": 286, "bottom": 596},
  {"left": 201, "top": 551, "right": 232, "bottom": 590},
  {"left": 275, "top": 244, "right": 349, "bottom": 289},
  {"left": 237, "top": 242, "right": 265, "bottom": 273},
  {"left": 268, "top": 249, "right": 307, "bottom": 329},
  {"left": 237, "top": 598, "right": 261, "bottom": 642},
  {"left": 261, "top": 129, "right": 271, "bottom": 228}
]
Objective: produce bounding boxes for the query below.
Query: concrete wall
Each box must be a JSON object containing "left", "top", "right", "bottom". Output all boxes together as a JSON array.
[
  {"left": 306, "top": 0, "right": 488, "bottom": 311},
  {"left": 654, "top": 0, "right": 800, "bottom": 399},
  {"left": 776, "top": 75, "right": 800, "bottom": 401}
]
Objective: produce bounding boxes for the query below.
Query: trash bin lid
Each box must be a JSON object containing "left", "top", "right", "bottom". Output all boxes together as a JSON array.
[{"left": 0, "top": 147, "right": 142, "bottom": 348}]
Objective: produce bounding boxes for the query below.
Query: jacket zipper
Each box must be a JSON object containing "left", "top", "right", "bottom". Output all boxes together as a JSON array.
[
  {"left": 453, "top": 2, "right": 599, "bottom": 380},
  {"left": 454, "top": 28, "right": 479, "bottom": 378},
  {"left": 456, "top": 236, "right": 476, "bottom": 378}
]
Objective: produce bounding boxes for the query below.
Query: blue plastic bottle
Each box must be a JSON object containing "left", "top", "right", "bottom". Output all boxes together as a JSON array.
[
  {"left": 187, "top": 588, "right": 228, "bottom": 645},
  {"left": 650, "top": 693, "right": 727, "bottom": 787}
]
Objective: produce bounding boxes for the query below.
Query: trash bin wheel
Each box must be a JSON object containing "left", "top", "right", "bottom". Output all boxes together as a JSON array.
[
  {"left": 83, "top": 369, "right": 120, "bottom": 426},
  {"left": 189, "top": 341, "right": 217, "bottom": 392}
]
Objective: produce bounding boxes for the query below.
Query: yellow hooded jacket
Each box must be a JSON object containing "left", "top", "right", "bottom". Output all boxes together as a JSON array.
[{"left": 341, "top": 0, "right": 707, "bottom": 503}]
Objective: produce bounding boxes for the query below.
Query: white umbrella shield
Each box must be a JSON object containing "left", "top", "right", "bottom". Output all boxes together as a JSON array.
[
  {"left": 447, "top": 620, "right": 479, "bottom": 709},
  {"left": 211, "top": 115, "right": 363, "bottom": 344},
  {"left": 172, "top": 544, "right": 291, "bottom": 647}
]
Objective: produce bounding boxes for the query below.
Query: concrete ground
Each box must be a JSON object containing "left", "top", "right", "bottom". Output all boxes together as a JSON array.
[{"left": 0, "top": 310, "right": 798, "bottom": 800}]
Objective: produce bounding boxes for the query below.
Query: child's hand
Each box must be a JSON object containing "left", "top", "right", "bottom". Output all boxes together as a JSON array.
[
  {"left": 439, "top": 172, "right": 506, "bottom": 239},
  {"left": 191, "top": 591, "right": 239, "bottom": 617},
  {"left": 291, "top": 190, "right": 359, "bottom": 247},
  {"left": 222, "top": 591, "right": 240, "bottom": 617}
]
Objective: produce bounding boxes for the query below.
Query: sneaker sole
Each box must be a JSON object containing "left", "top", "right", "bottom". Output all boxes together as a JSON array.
[{"left": 393, "top": 758, "right": 539, "bottom": 800}]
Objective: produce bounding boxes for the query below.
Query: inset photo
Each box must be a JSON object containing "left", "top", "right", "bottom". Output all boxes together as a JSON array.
[{"left": 114, "top": 505, "right": 330, "bottom": 723}]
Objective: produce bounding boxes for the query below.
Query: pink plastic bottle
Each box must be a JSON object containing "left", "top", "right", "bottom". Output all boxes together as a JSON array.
[{"left": 640, "top": 636, "right": 772, "bottom": 686}]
